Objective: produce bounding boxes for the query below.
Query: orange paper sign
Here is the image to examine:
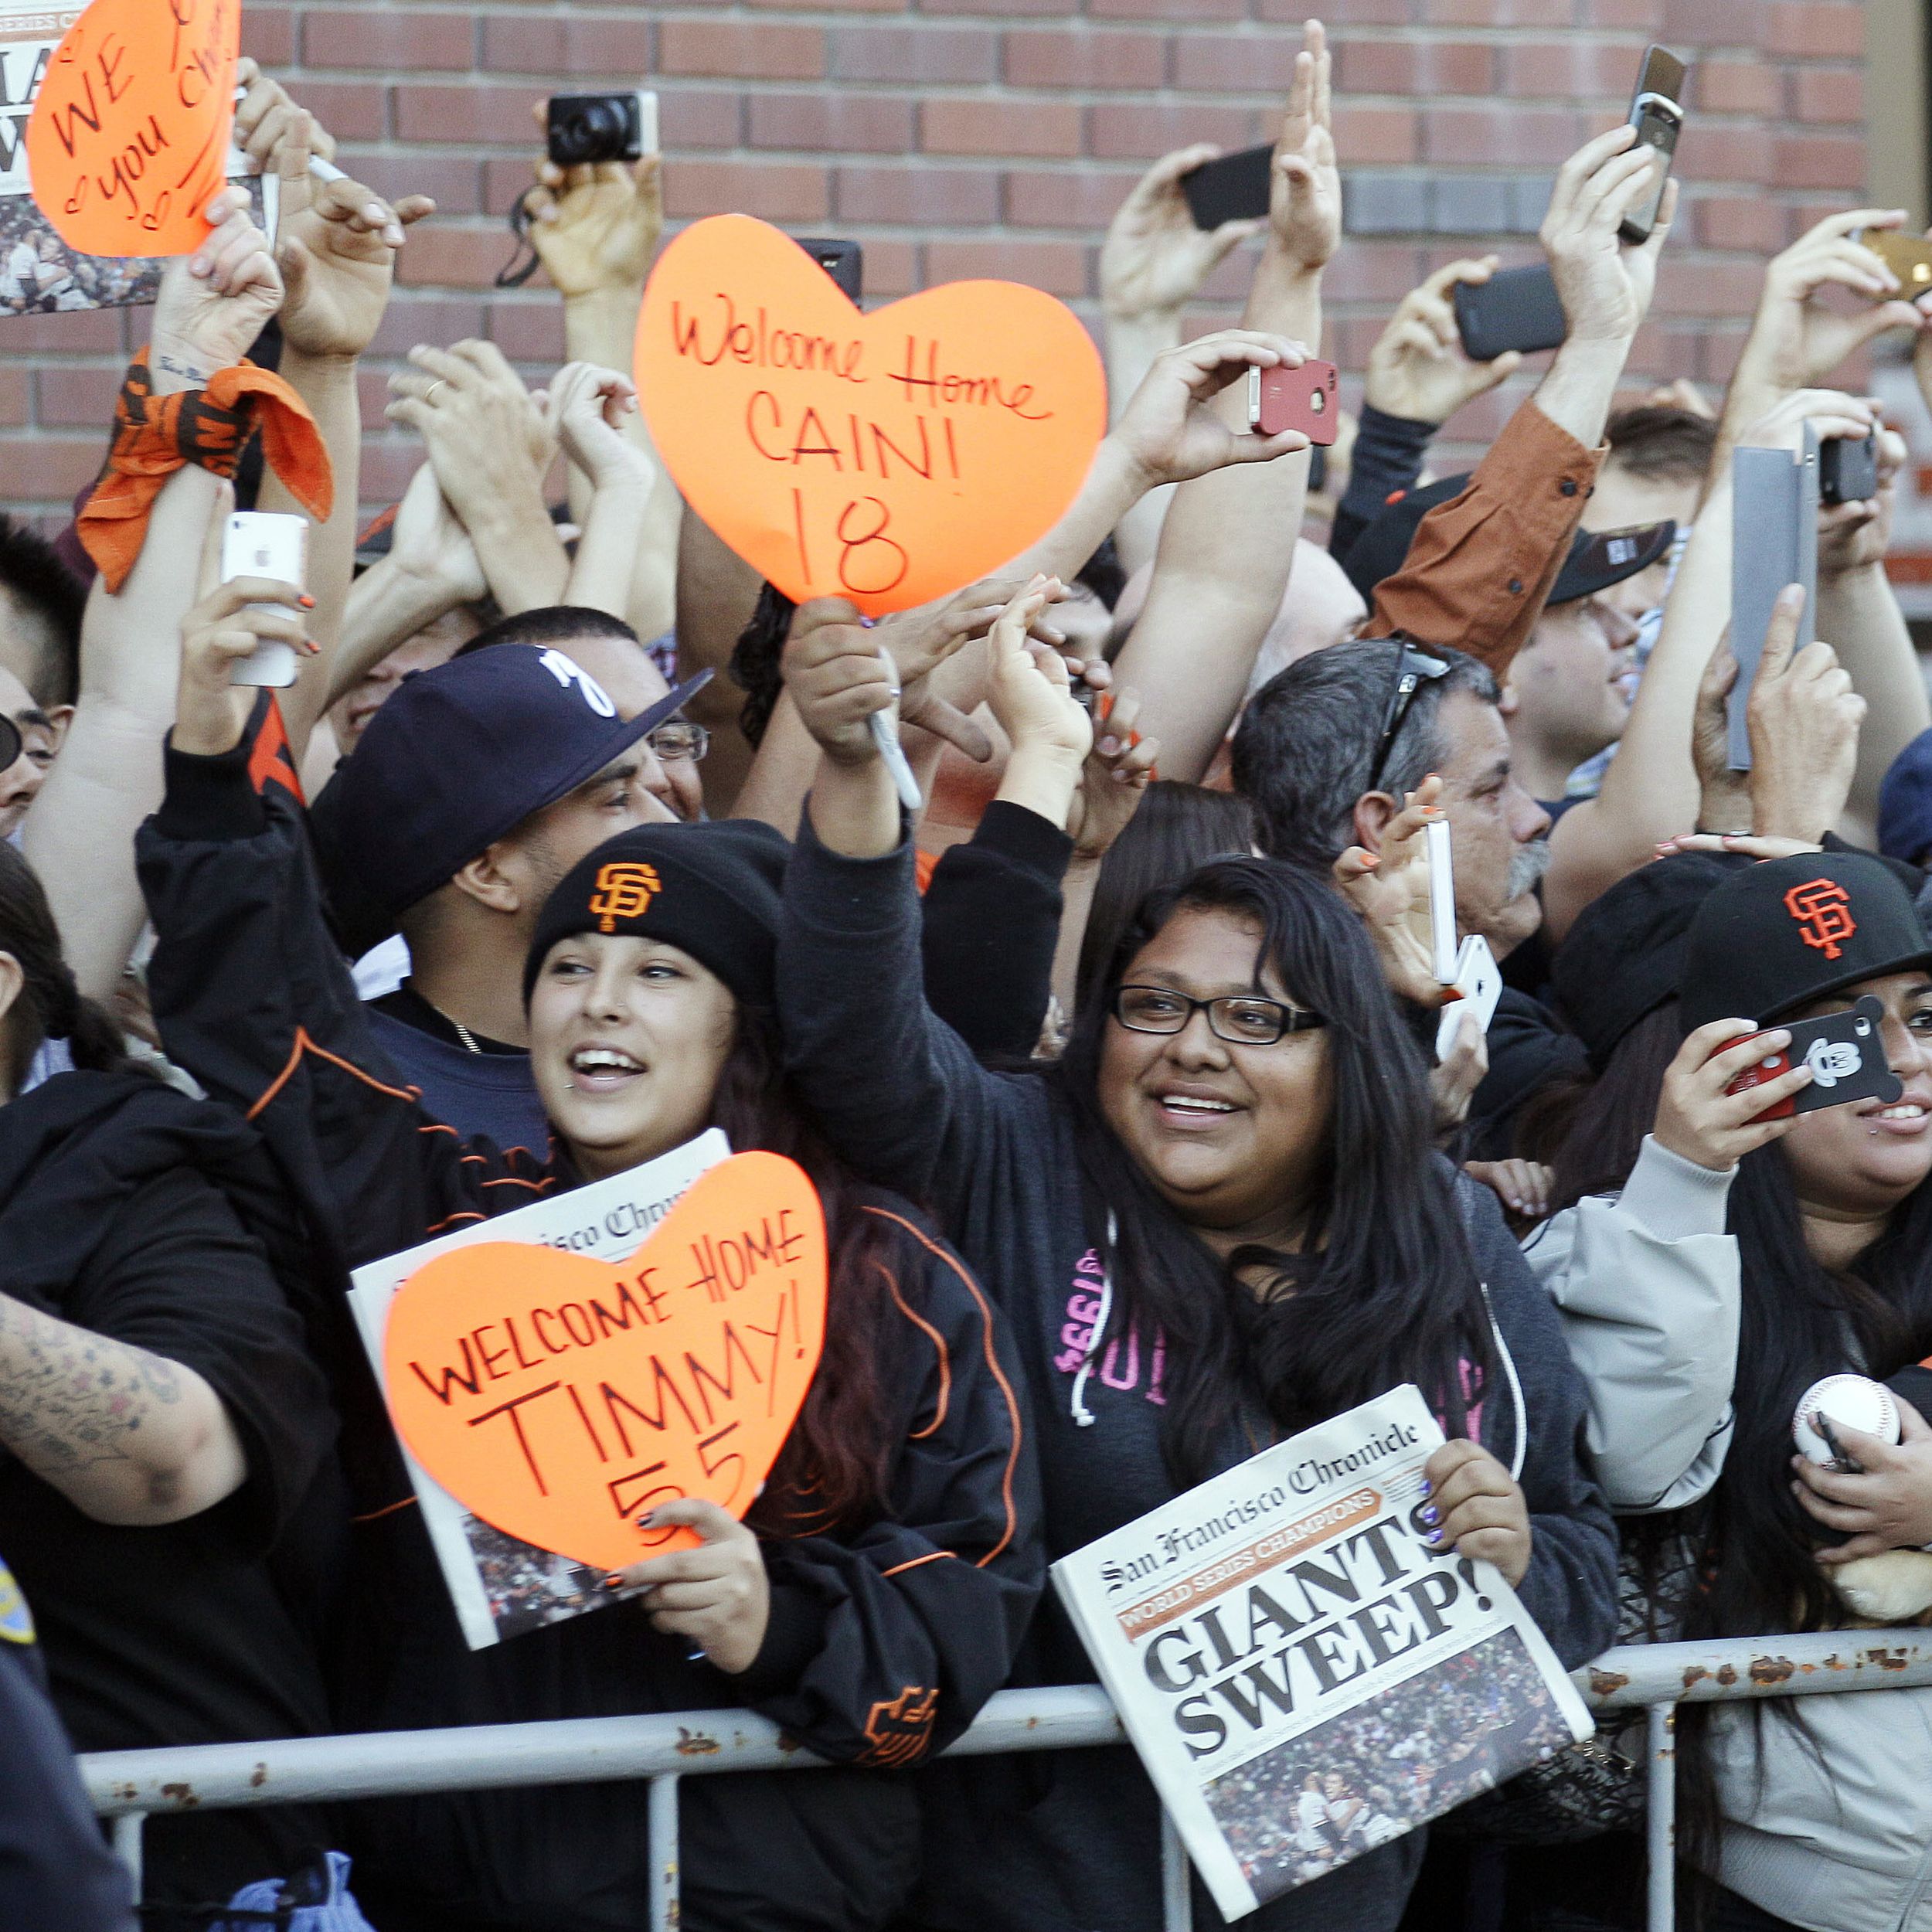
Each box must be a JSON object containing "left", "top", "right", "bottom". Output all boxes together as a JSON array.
[
  {"left": 385, "top": 1151, "right": 827, "bottom": 1571},
  {"left": 26, "top": 0, "right": 239, "bottom": 257},
  {"left": 635, "top": 213, "right": 1107, "bottom": 616}
]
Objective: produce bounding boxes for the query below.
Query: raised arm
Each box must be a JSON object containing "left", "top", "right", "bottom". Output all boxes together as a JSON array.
[
  {"left": 1543, "top": 388, "right": 1875, "bottom": 939},
  {"left": 260, "top": 114, "right": 431, "bottom": 757},
  {"left": 546, "top": 361, "right": 660, "bottom": 619},
  {"left": 521, "top": 114, "right": 682, "bottom": 642},
  {"left": 24, "top": 193, "right": 283, "bottom": 1000},
  {"left": 1363, "top": 127, "right": 1673, "bottom": 679},
  {"left": 1100, "top": 146, "right": 1267, "bottom": 575},
  {"left": 1107, "top": 20, "right": 1338, "bottom": 784}
]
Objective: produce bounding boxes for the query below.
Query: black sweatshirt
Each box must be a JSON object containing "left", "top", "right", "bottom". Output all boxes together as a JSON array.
[
  {"left": 777, "top": 813, "right": 1620, "bottom": 1932},
  {"left": 135, "top": 741, "right": 1043, "bottom": 1932}
]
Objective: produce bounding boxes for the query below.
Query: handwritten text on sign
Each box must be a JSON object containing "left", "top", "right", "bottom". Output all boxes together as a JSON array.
[
  {"left": 384, "top": 1151, "right": 828, "bottom": 1571},
  {"left": 635, "top": 213, "right": 1107, "bottom": 616},
  {"left": 25, "top": 0, "right": 238, "bottom": 257}
]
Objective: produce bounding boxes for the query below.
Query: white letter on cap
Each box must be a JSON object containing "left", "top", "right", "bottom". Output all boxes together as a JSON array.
[{"left": 536, "top": 648, "right": 617, "bottom": 719}]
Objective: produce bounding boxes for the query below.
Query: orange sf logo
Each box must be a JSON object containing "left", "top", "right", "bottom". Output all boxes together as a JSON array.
[
  {"left": 860, "top": 1685, "right": 939, "bottom": 1767},
  {"left": 1784, "top": 879, "right": 1856, "bottom": 961},
  {"left": 587, "top": 862, "right": 662, "bottom": 934}
]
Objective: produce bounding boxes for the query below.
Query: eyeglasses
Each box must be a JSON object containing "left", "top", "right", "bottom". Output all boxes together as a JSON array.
[
  {"left": 1366, "top": 645, "right": 1451, "bottom": 796},
  {"left": 645, "top": 720, "right": 709, "bottom": 765},
  {"left": 1112, "top": 984, "right": 1327, "bottom": 1046}
]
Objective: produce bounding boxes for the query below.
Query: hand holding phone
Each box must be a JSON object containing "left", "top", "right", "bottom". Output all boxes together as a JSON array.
[
  {"left": 1247, "top": 359, "right": 1338, "bottom": 443},
  {"left": 1728, "top": 430, "right": 1820, "bottom": 770},
  {"left": 219, "top": 512, "right": 308, "bottom": 689},
  {"left": 1437, "top": 935, "right": 1502, "bottom": 1061},
  {"left": 1725, "top": 996, "right": 1901, "bottom": 1122},
  {"left": 1180, "top": 145, "right": 1274, "bottom": 230},
  {"left": 1620, "top": 46, "right": 1688, "bottom": 247},
  {"left": 1452, "top": 265, "right": 1567, "bottom": 362}
]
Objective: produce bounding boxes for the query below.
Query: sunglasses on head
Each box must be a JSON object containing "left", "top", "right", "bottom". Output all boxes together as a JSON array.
[{"left": 1366, "top": 644, "right": 1451, "bottom": 797}]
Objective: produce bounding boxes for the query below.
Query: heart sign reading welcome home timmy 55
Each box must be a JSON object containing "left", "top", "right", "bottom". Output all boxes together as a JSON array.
[
  {"left": 25, "top": 0, "right": 239, "bottom": 257},
  {"left": 384, "top": 1152, "right": 827, "bottom": 1572},
  {"left": 636, "top": 213, "right": 1107, "bottom": 616}
]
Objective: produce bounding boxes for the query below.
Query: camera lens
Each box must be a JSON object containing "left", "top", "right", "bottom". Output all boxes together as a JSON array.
[{"left": 552, "top": 99, "right": 625, "bottom": 167}]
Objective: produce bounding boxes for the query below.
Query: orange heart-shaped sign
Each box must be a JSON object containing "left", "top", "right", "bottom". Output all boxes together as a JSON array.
[
  {"left": 385, "top": 1151, "right": 826, "bottom": 1571},
  {"left": 635, "top": 213, "right": 1107, "bottom": 616},
  {"left": 26, "top": 0, "right": 239, "bottom": 258}
]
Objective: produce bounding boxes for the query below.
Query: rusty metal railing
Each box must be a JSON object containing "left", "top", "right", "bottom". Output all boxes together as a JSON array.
[{"left": 79, "top": 1632, "right": 1932, "bottom": 1932}]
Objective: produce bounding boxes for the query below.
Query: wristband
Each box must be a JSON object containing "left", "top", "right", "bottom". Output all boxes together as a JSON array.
[{"left": 77, "top": 348, "right": 335, "bottom": 592}]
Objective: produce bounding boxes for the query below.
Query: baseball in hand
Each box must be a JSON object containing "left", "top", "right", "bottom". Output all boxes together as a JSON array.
[{"left": 1792, "top": 1374, "right": 1901, "bottom": 1471}]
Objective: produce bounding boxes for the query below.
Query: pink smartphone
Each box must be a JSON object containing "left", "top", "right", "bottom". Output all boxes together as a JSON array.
[{"left": 1247, "top": 359, "right": 1339, "bottom": 444}]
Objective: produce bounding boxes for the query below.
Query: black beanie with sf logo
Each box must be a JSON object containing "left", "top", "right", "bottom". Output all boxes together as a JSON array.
[
  {"left": 522, "top": 820, "right": 790, "bottom": 1011},
  {"left": 1678, "top": 852, "right": 1932, "bottom": 1034}
]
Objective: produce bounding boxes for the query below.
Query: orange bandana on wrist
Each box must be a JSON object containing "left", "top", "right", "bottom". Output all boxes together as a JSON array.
[{"left": 77, "top": 348, "right": 335, "bottom": 593}]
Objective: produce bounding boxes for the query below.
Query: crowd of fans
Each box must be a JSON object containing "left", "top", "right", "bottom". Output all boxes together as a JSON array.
[{"left": 9, "top": 22, "right": 1932, "bottom": 1932}]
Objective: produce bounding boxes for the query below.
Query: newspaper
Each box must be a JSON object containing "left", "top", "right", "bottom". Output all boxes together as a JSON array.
[
  {"left": 1052, "top": 1385, "right": 1593, "bottom": 1920},
  {"left": 347, "top": 1129, "right": 729, "bottom": 1651},
  {"left": 0, "top": 4, "right": 270, "bottom": 315}
]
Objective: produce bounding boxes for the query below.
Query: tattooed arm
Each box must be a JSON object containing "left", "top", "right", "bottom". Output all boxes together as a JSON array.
[{"left": 0, "top": 1293, "right": 247, "bottom": 1526}]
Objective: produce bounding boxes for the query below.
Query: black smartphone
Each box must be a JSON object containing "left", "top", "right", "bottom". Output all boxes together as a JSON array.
[
  {"left": 1620, "top": 46, "right": 1687, "bottom": 246},
  {"left": 1181, "top": 145, "right": 1274, "bottom": 230},
  {"left": 794, "top": 237, "right": 863, "bottom": 304},
  {"left": 1726, "top": 995, "right": 1902, "bottom": 1121},
  {"left": 1820, "top": 430, "right": 1879, "bottom": 507},
  {"left": 1451, "top": 264, "right": 1566, "bottom": 361}
]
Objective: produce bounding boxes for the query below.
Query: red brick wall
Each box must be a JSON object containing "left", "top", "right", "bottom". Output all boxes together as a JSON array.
[{"left": 3, "top": 0, "right": 1870, "bottom": 524}]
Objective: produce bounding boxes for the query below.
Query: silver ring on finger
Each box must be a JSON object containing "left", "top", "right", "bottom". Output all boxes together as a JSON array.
[{"left": 424, "top": 379, "right": 447, "bottom": 405}]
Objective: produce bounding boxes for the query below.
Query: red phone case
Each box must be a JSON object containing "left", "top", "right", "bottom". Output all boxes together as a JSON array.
[{"left": 1250, "top": 360, "right": 1340, "bottom": 444}]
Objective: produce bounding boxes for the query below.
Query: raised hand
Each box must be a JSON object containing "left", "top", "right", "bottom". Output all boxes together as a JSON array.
[
  {"left": 174, "top": 483, "right": 316, "bottom": 758},
  {"left": 1111, "top": 329, "right": 1311, "bottom": 491},
  {"left": 1736, "top": 210, "right": 1922, "bottom": 414},
  {"left": 1366, "top": 257, "right": 1522, "bottom": 426},
  {"left": 544, "top": 360, "right": 650, "bottom": 489},
  {"left": 1267, "top": 19, "right": 1341, "bottom": 275},
  {"left": 1541, "top": 124, "right": 1677, "bottom": 345},
  {"left": 783, "top": 605, "right": 900, "bottom": 766},
  {"left": 1745, "top": 583, "right": 1866, "bottom": 842},
  {"left": 149, "top": 188, "right": 283, "bottom": 393},
  {"left": 272, "top": 111, "right": 432, "bottom": 362},
  {"left": 386, "top": 461, "right": 486, "bottom": 606},
  {"left": 1101, "top": 146, "right": 1264, "bottom": 322},
  {"left": 983, "top": 583, "right": 1093, "bottom": 770},
  {"left": 1066, "top": 685, "right": 1159, "bottom": 863},
  {"left": 522, "top": 99, "right": 665, "bottom": 300},
  {"left": 1818, "top": 424, "right": 1907, "bottom": 578},
  {"left": 233, "top": 56, "right": 338, "bottom": 169},
  {"left": 1651, "top": 1017, "right": 1809, "bottom": 1172},
  {"left": 1332, "top": 776, "right": 1444, "bottom": 1008}
]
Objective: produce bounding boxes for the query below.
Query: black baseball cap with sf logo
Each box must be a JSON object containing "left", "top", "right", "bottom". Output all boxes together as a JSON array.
[{"left": 1679, "top": 852, "right": 1932, "bottom": 1032}]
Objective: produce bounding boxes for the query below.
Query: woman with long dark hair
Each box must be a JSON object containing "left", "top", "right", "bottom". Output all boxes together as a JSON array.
[
  {"left": 1533, "top": 850, "right": 1932, "bottom": 1931},
  {"left": 135, "top": 581, "right": 1039, "bottom": 1932},
  {"left": 776, "top": 589, "right": 1618, "bottom": 1932},
  {"left": 0, "top": 840, "right": 345, "bottom": 1927}
]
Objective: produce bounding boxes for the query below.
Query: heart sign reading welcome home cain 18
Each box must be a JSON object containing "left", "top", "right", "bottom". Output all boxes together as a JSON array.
[
  {"left": 384, "top": 1151, "right": 827, "bottom": 1570},
  {"left": 635, "top": 213, "right": 1107, "bottom": 616}
]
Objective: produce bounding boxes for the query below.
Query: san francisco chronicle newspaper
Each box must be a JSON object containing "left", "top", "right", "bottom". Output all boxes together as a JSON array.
[
  {"left": 347, "top": 1130, "right": 728, "bottom": 1651},
  {"left": 1052, "top": 1385, "right": 1594, "bottom": 1920}
]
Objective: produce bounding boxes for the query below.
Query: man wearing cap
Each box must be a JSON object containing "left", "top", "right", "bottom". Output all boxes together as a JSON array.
[{"left": 308, "top": 634, "right": 702, "bottom": 1148}]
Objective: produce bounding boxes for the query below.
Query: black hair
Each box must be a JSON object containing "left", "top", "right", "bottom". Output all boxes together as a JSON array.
[
  {"left": 1230, "top": 638, "right": 1497, "bottom": 869},
  {"left": 1604, "top": 405, "right": 1717, "bottom": 487},
  {"left": 1054, "top": 855, "right": 1493, "bottom": 1487},
  {"left": 458, "top": 606, "right": 641, "bottom": 655},
  {"left": 1075, "top": 782, "right": 1259, "bottom": 1016},
  {"left": 0, "top": 515, "right": 84, "bottom": 708},
  {"left": 1074, "top": 536, "right": 1127, "bottom": 614},
  {"left": 0, "top": 842, "right": 129, "bottom": 1090},
  {"left": 730, "top": 583, "right": 798, "bottom": 750}
]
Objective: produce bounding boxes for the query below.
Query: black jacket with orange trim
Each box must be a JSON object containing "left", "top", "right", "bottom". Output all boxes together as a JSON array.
[{"left": 135, "top": 737, "right": 1044, "bottom": 1932}]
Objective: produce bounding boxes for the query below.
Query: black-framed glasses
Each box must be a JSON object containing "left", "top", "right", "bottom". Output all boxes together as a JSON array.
[
  {"left": 646, "top": 720, "right": 710, "bottom": 764},
  {"left": 1366, "top": 644, "right": 1451, "bottom": 795},
  {"left": 1112, "top": 985, "right": 1327, "bottom": 1046}
]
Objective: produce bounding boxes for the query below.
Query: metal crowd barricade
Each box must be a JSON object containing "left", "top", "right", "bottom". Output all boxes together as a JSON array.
[{"left": 80, "top": 1631, "right": 1932, "bottom": 1932}]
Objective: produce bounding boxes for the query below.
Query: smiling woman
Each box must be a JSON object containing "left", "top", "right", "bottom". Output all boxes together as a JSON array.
[
  {"left": 775, "top": 583, "right": 1617, "bottom": 1932},
  {"left": 137, "top": 668, "right": 1042, "bottom": 1927}
]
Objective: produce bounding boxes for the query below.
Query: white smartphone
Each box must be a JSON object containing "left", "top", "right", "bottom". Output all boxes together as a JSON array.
[
  {"left": 219, "top": 511, "right": 308, "bottom": 688},
  {"left": 1436, "top": 934, "right": 1503, "bottom": 1061},
  {"left": 1423, "top": 818, "right": 1458, "bottom": 984}
]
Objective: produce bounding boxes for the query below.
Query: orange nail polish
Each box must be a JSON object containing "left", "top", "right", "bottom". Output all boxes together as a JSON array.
[{"left": 299, "top": 593, "right": 316, "bottom": 608}]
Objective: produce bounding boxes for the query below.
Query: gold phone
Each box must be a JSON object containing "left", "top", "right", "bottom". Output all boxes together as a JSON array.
[{"left": 1862, "top": 229, "right": 1932, "bottom": 297}]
